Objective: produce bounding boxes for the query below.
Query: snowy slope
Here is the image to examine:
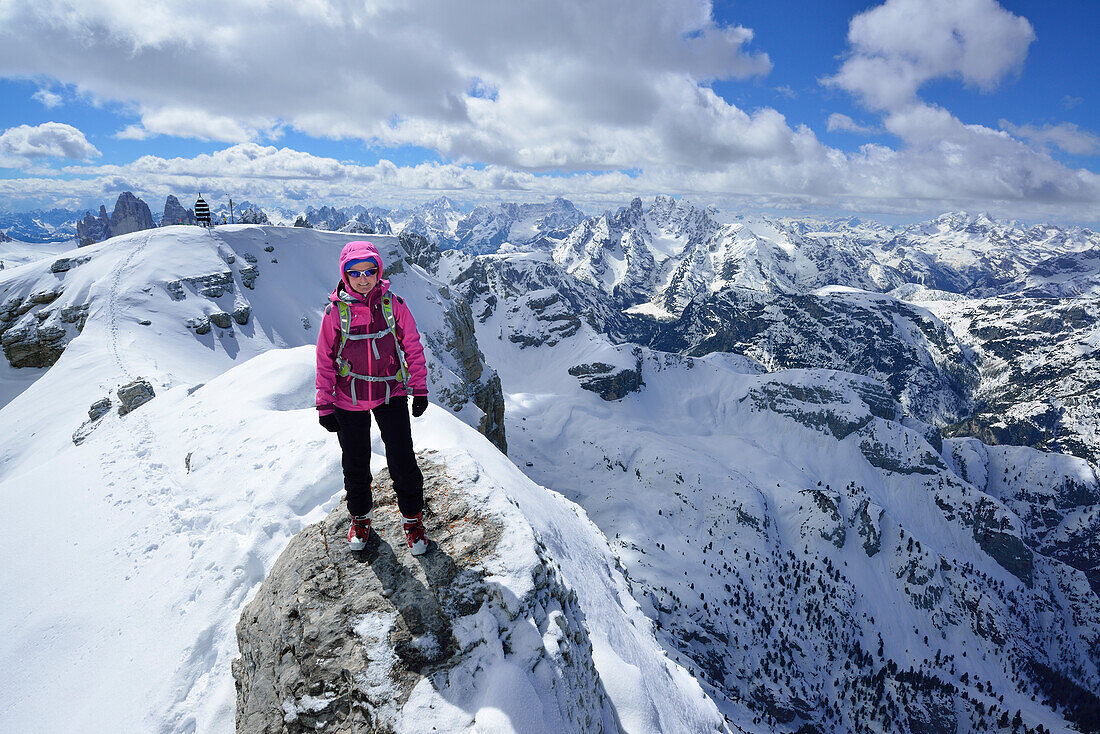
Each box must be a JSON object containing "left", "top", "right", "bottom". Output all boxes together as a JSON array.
[
  {"left": 0, "top": 239, "right": 71, "bottom": 269},
  {"left": 459, "top": 255, "right": 1100, "bottom": 733},
  {"left": 0, "top": 224, "right": 728, "bottom": 733},
  {"left": 0, "top": 345, "right": 730, "bottom": 732}
]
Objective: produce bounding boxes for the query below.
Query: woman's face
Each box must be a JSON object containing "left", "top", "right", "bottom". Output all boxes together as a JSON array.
[{"left": 345, "top": 259, "right": 379, "bottom": 294}]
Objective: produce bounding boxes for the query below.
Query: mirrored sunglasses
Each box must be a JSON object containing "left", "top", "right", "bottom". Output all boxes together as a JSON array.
[{"left": 346, "top": 268, "right": 377, "bottom": 278}]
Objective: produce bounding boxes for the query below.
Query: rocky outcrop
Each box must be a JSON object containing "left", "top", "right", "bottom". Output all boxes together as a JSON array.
[
  {"left": 937, "top": 296, "right": 1100, "bottom": 465},
  {"left": 0, "top": 289, "right": 84, "bottom": 368},
  {"left": 430, "top": 293, "right": 507, "bottom": 453},
  {"left": 852, "top": 498, "right": 884, "bottom": 557},
  {"left": 341, "top": 212, "right": 392, "bottom": 236},
  {"left": 165, "top": 271, "right": 235, "bottom": 300},
  {"left": 1, "top": 322, "right": 67, "bottom": 367},
  {"left": 508, "top": 292, "right": 583, "bottom": 348},
  {"left": 742, "top": 375, "right": 898, "bottom": 441},
  {"left": 50, "top": 255, "right": 91, "bottom": 273},
  {"left": 568, "top": 350, "right": 645, "bottom": 401},
  {"left": 0, "top": 229, "right": 11, "bottom": 242},
  {"left": 109, "top": 192, "right": 156, "bottom": 237},
  {"left": 72, "top": 397, "right": 113, "bottom": 445},
  {"left": 77, "top": 205, "right": 110, "bottom": 246},
  {"left": 234, "top": 454, "right": 616, "bottom": 733},
  {"left": 398, "top": 231, "right": 440, "bottom": 274},
  {"left": 162, "top": 195, "right": 196, "bottom": 226},
  {"left": 77, "top": 192, "right": 157, "bottom": 245},
  {"left": 238, "top": 208, "right": 270, "bottom": 225},
  {"left": 117, "top": 378, "right": 155, "bottom": 416},
  {"left": 652, "top": 286, "right": 978, "bottom": 427},
  {"left": 798, "top": 489, "right": 846, "bottom": 549}
]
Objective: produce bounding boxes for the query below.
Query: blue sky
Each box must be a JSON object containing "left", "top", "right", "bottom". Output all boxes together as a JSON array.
[{"left": 0, "top": 0, "right": 1096, "bottom": 224}]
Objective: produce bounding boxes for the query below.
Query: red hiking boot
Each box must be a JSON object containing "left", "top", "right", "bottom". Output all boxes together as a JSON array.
[
  {"left": 403, "top": 512, "right": 428, "bottom": 556},
  {"left": 347, "top": 511, "right": 372, "bottom": 551}
]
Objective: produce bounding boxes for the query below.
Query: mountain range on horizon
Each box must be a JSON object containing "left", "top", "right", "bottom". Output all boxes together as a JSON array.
[
  {"left": 1, "top": 197, "right": 1098, "bottom": 732},
  {"left": 3, "top": 191, "right": 1096, "bottom": 246}
]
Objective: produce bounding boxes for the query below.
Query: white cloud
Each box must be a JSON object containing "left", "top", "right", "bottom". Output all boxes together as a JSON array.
[
  {"left": 0, "top": 122, "right": 100, "bottom": 162},
  {"left": 0, "top": 0, "right": 771, "bottom": 170},
  {"left": 827, "top": 113, "right": 878, "bottom": 135},
  {"left": 32, "top": 88, "right": 62, "bottom": 108},
  {"left": 999, "top": 120, "right": 1100, "bottom": 156},
  {"left": 115, "top": 107, "right": 277, "bottom": 143},
  {"left": 1061, "top": 96, "right": 1083, "bottom": 110},
  {"left": 26, "top": 141, "right": 1092, "bottom": 224},
  {"left": 824, "top": 0, "right": 1034, "bottom": 110},
  {"left": 808, "top": 1, "right": 1099, "bottom": 217},
  {"left": 0, "top": 1, "right": 1096, "bottom": 220}
]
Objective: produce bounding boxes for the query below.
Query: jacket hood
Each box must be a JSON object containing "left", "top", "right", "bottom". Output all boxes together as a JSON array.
[{"left": 333, "top": 240, "right": 388, "bottom": 303}]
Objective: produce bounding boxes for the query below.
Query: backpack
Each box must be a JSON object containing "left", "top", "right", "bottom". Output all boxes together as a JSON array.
[{"left": 331, "top": 291, "right": 409, "bottom": 405}]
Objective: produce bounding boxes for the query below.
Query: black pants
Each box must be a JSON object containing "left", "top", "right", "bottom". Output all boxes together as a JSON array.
[{"left": 334, "top": 398, "right": 424, "bottom": 518}]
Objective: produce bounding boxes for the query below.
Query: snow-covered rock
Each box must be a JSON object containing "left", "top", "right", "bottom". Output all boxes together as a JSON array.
[
  {"left": 235, "top": 454, "right": 621, "bottom": 733},
  {"left": 448, "top": 235, "right": 1100, "bottom": 732},
  {"left": 0, "top": 207, "right": 81, "bottom": 243}
]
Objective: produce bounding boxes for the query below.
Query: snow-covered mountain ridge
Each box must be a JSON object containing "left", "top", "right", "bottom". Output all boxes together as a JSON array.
[
  {"left": 2, "top": 221, "right": 1098, "bottom": 733},
  {"left": 444, "top": 255, "right": 1100, "bottom": 730},
  {"left": 0, "top": 226, "right": 725, "bottom": 732},
  {"left": 446, "top": 244, "right": 1100, "bottom": 732},
  {"left": 419, "top": 196, "right": 1099, "bottom": 467}
]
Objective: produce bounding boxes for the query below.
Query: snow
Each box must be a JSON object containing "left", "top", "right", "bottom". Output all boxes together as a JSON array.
[
  {"left": 2, "top": 212, "right": 1097, "bottom": 733},
  {"left": 0, "top": 239, "right": 71, "bottom": 268},
  {"left": 0, "top": 225, "right": 728, "bottom": 733}
]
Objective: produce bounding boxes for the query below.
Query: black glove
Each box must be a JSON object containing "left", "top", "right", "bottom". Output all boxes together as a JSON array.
[
  {"left": 411, "top": 396, "right": 428, "bottom": 418},
  {"left": 318, "top": 412, "right": 339, "bottom": 432}
]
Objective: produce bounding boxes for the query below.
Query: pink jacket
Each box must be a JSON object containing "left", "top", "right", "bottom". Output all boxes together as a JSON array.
[{"left": 315, "top": 241, "right": 428, "bottom": 413}]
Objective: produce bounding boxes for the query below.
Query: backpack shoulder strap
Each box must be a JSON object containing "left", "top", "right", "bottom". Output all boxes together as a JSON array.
[
  {"left": 380, "top": 294, "right": 408, "bottom": 386},
  {"left": 333, "top": 300, "right": 353, "bottom": 376}
]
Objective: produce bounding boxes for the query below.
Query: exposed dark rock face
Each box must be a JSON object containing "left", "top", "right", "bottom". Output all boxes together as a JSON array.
[
  {"left": 398, "top": 231, "right": 440, "bottom": 274},
  {"left": 1, "top": 322, "right": 67, "bottom": 367},
  {"left": 946, "top": 438, "right": 1100, "bottom": 594},
  {"left": 451, "top": 253, "right": 635, "bottom": 343},
  {"left": 853, "top": 498, "right": 884, "bottom": 557},
  {"left": 76, "top": 205, "right": 110, "bottom": 246},
  {"left": 162, "top": 195, "right": 196, "bottom": 226},
  {"left": 108, "top": 192, "right": 156, "bottom": 238},
  {"left": 231, "top": 304, "right": 252, "bottom": 325},
  {"left": 116, "top": 378, "right": 155, "bottom": 416},
  {"left": 798, "top": 489, "right": 846, "bottom": 549},
  {"left": 568, "top": 351, "right": 645, "bottom": 401},
  {"left": 429, "top": 295, "right": 507, "bottom": 453},
  {"left": 88, "top": 397, "right": 112, "bottom": 421},
  {"left": 73, "top": 396, "right": 115, "bottom": 445},
  {"left": 76, "top": 192, "right": 156, "bottom": 245},
  {"left": 971, "top": 501, "right": 1034, "bottom": 587},
  {"left": 742, "top": 374, "right": 897, "bottom": 441},
  {"left": 165, "top": 271, "right": 236, "bottom": 300},
  {"left": 0, "top": 289, "right": 87, "bottom": 369},
  {"left": 234, "top": 454, "right": 615, "bottom": 733},
  {"left": 50, "top": 256, "right": 91, "bottom": 273}
]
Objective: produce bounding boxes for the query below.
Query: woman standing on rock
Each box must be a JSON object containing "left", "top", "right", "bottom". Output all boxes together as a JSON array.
[{"left": 315, "top": 240, "right": 431, "bottom": 554}]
